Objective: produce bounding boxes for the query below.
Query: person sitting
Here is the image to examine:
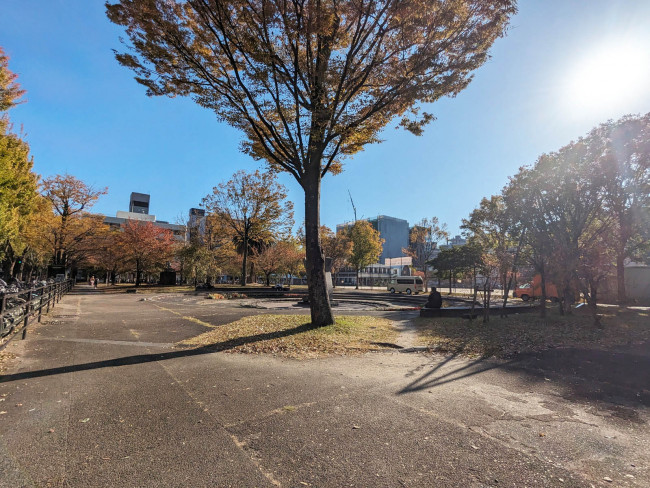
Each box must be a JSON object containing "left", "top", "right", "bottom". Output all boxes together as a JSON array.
[{"left": 426, "top": 287, "right": 443, "bottom": 308}]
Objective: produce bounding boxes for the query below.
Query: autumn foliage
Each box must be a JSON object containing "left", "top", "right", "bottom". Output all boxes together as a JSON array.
[
  {"left": 107, "top": 0, "right": 516, "bottom": 325},
  {"left": 118, "top": 220, "right": 177, "bottom": 286}
]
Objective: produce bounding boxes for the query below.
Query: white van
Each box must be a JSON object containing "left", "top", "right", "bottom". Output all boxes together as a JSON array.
[{"left": 387, "top": 276, "right": 424, "bottom": 295}]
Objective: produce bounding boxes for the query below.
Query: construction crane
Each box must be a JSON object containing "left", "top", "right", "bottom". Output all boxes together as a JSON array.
[{"left": 348, "top": 190, "right": 357, "bottom": 222}]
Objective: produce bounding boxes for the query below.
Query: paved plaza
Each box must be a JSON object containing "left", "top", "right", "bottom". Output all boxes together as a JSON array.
[{"left": 1, "top": 288, "right": 648, "bottom": 487}]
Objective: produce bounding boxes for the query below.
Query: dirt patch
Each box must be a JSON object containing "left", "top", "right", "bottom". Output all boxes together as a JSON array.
[
  {"left": 178, "top": 315, "right": 397, "bottom": 359},
  {"left": 608, "top": 405, "right": 645, "bottom": 424}
]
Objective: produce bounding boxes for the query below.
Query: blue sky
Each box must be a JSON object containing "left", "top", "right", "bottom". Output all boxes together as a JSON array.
[{"left": 2, "top": 1, "right": 650, "bottom": 237}]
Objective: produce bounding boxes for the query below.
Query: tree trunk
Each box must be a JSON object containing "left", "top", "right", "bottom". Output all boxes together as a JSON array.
[
  {"left": 470, "top": 285, "right": 478, "bottom": 321},
  {"left": 616, "top": 251, "right": 626, "bottom": 303},
  {"left": 482, "top": 282, "right": 488, "bottom": 323},
  {"left": 503, "top": 273, "right": 515, "bottom": 310},
  {"left": 540, "top": 268, "right": 547, "bottom": 318},
  {"left": 355, "top": 268, "right": 360, "bottom": 289},
  {"left": 2, "top": 243, "right": 16, "bottom": 278},
  {"left": 562, "top": 281, "right": 573, "bottom": 315},
  {"left": 586, "top": 279, "right": 601, "bottom": 327},
  {"left": 241, "top": 226, "right": 249, "bottom": 286},
  {"left": 303, "top": 172, "right": 335, "bottom": 327},
  {"left": 135, "top": 259, "right": 141, "bottom": 287},
  {"left": 502, "top": 234, "right": 524, "bottom": 311},
  {"left": 8, "top": 258, "right": 17, "bottom": 278},
  {"left": 486, "top": 286, "right": 491, "bottom": 323},
  {"left": 483, "top": 280, "right": 491, "bottom": 323}
]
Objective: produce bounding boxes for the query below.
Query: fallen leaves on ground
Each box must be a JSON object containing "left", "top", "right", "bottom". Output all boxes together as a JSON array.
[
  {"left": 178, "top": 315, "right": 397, "bottom": 359},
  {"left": 0, "top": 351, "right": 17, "bottom": 373},
  {"left": 415, "top": 306, "right": 650, "bottom": 358}
]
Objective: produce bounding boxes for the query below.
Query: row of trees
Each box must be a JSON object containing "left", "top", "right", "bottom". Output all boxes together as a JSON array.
[
  {"left": 0, "top": 46, "right": 387, "bottom": 288},
  {"left": 0, "top": 50, "right": 107, "bottom": 281},
  {"left": 185, "top": 169, "right": 386, "bottom": 289},
  {"left": 1, "top": 47, "right": 40, "bottom": 279},
  {"left": 0, "top": 49, "right": 178, "bottom": 285},
  {"left": 90, "top": 219, "right": 177, "bottom": 286},
  {"left": 2, "top": 170, "right": 179, "bottom": 287},
  {"left": 432, "top": 114, "right": 650, "bottom": 325}
]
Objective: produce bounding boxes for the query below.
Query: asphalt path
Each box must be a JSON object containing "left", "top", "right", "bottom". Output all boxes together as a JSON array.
[{"left": 0, "top": 287, "right": 648, "bottom": 487}]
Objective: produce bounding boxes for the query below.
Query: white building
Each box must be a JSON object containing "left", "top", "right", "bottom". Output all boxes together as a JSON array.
[{"left": 103, "top": 192, "right": 186, "bottom": 241}]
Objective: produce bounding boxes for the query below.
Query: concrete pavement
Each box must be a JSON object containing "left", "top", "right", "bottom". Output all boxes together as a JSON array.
[{"left": 1, "top": 288, "right": 648, "bottom": 487}]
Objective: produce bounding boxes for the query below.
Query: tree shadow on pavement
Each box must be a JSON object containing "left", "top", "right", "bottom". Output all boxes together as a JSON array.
[
  {"left": 0, "top": 321, "right": 318, "bottom": 384},
  {"left": 505, "top": 347, "right": 650, "bottom": 409},
  {"left": 397, "top": 345, "right": 650, "bottom": 411},
  {"left": 398, "top": 350, "right": 520, "bottom": 394}
]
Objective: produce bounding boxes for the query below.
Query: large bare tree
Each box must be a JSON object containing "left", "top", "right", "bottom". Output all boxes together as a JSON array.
[
  {"left": 107, "top": 0, "right": 516, "bottom": 325},
  {"left": 202, "top": 170, "right": 293, "bottom": 285},
  {"left": 404, "top": 217, "right": 447, "bottom": 292}
]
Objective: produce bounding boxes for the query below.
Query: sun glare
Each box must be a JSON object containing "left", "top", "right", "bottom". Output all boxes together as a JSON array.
[{"left": 564, "top": 40, "right": 650, "bottom": 114}]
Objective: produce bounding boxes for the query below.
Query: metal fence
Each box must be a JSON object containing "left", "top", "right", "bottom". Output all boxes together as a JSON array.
[{"left": 0, "top": 279, "right": 75, "bottom": 349}]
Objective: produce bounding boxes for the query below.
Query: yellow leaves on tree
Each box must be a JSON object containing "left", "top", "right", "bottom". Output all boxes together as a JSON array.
[
  {"left": 347, "top": 220, "right": 383, "bottom": 288},
  {"left": 40, "top": 174, "right": 108, "bottom": 268}
]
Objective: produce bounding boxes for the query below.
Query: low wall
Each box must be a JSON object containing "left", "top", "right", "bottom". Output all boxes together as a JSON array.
[{"left": 420, "top": 304, "right": 537, "bottom": 318}]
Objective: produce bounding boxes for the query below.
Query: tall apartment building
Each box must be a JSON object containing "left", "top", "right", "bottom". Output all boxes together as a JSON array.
[{"left": 187, "top": 207, "right": 206, "bottom": 242}]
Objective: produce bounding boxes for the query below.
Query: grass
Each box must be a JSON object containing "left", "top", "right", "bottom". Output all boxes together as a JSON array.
[
  {"left": 178, "top": 314, "right": 397, "bottom": 359},
  {"left": 415, "top": 306, "right": 650, "bottom": 359}
]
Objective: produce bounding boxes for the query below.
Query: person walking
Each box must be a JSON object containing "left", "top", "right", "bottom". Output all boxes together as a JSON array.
[{"left": 92, "top": 276, "right": 98, "bottom": 289}]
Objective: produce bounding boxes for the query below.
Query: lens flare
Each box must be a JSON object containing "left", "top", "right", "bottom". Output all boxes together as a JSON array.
[{"left": 564, "top": 41, "right": 650, "bottom": 114}]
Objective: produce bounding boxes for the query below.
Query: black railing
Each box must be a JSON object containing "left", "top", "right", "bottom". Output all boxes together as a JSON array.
[{"left": 0, "top": 279, "right": 75, "bottom": 348}]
